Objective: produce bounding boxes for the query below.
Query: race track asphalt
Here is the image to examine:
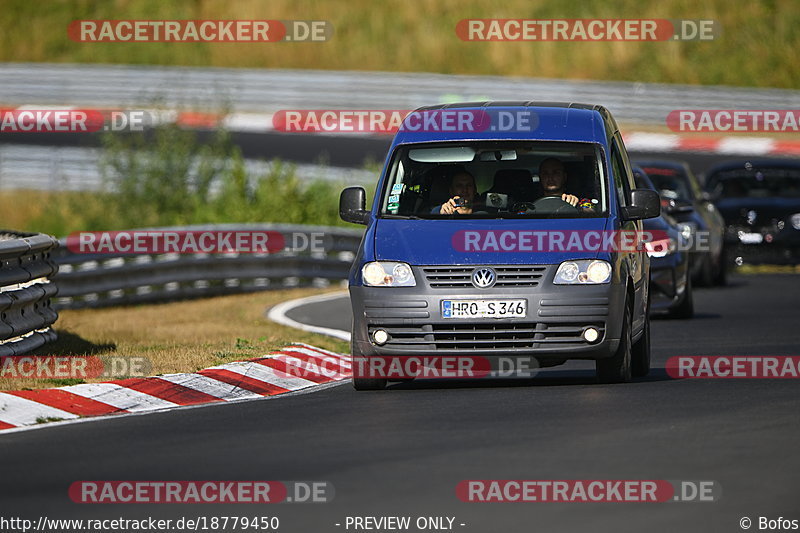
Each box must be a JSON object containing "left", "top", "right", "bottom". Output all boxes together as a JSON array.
[{"left": 1, "top": 274, "right": 799, "bottom": 533}]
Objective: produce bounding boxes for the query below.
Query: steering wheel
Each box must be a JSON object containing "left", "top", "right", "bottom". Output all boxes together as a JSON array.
[
  {"left": 511, "top": 202, "right": 537, "bottom": 214},
  {"left": 531, "top": 196, "right": 581, "bottom": 214}
]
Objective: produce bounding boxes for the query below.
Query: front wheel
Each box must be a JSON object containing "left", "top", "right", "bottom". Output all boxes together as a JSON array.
[
  {"left": 669, "top": 275, "right": 694, "bottom": 319},
  {"left": 632, "top": 310, "right": 651, "bottom": 378},
  {"left": 353, "top": 376, "right": 387, "bottom": 390},
  {"left": 696, "top": 254, "right": 714, "bottom": 287},
  {"left": 596, "top": 303, "right": 633, "bottom": 383}
]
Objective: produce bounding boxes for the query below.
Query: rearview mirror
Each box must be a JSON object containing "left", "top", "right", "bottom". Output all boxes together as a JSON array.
[
  {"left": 340, "top": 187, "right": 370, "bottom": 225},
  {"left": 408, "top": 146, "right": 476, "bottom": 163},
  {"left": 622, "top": 189, "right": 660, "bottom": 220}
]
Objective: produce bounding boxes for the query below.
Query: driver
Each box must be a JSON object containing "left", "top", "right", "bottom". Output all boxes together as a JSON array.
[{"left": 539, "top": 158, "right": 595, "bottom": 212}]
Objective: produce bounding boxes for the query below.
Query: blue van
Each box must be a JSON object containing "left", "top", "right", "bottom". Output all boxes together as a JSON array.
[{"left": 340, "top": 102, "right": 660, "bottom": 390}]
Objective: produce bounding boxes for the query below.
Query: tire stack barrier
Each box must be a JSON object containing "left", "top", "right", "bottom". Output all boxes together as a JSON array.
[{"left": 0, "top": 231, "right": 59, "bottom": 356}]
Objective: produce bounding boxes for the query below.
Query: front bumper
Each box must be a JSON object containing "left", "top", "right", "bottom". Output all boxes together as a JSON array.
[
  {"left": 350, "top": 264, "right": 625, "bottom": 363},
  {"left": 723, "top": 225, "right": 800, "bottom": 266},
  {"left": 725, "top": 241, "right": 800, "bottom": 266}
]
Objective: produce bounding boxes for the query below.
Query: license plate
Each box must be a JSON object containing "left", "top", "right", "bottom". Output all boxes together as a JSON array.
[
  {"left": 442, "top": 299, "right": 526, "bottom": 319},
  {"left": 739, "top": 232, "right": 764, "bottom": 244}
]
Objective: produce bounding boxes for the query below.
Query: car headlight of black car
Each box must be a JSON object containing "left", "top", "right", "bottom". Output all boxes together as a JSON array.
[{"left": 677, "top": 222, "right": 697, "bottom": 240}]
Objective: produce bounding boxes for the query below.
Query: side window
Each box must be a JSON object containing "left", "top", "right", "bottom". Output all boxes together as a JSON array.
[
  {"left": 381, "top": 157, "right": 404, "bottom": 213},
  {"left": 610, "top": 141, "right": 629, "bottom": 207},
  {"left": 611, "top": 134, "right": 636, "bottom": 207},
  {"left": 686, "top": 167, "right": 703, "bottom": 200},
  {"left": 615, "top": 134, "right": 638, "bottom": 192}
]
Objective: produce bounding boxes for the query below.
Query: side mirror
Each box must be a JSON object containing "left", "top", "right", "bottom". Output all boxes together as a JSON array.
[
  {"left": 622, "top": 189, "right": 660, "bottom": 220},
  {"left": 339, "top": 187, "right": 370, "bottom": 225}
]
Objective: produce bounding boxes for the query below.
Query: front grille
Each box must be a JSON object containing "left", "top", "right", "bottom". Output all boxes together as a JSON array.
[
  {"left": 433, "top": 322, "right": 538, "bottom": 349},
  {"left": 373, "top": 322, "right": 605, "bottom": 351},
  {"left": 422, "top": 266, "right": 547, "bottom": 288}
]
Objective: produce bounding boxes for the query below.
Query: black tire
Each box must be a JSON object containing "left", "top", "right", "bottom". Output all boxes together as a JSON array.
[
  {"left": 353, "top": 377, "right": 388, "bottom": 390},
  {"left": 669, "top": 275, "right": 694, "bottom": 319},
  {"left": 632, "top": 303, "right": 651, "bottom": 378},
  {"left": 351, "top": 334, "right": 387, "bottom": 391},
  {"left": 695, "top": 255, "right": 714, "bottom": 287},
  {"left": 713, "top": 247, "right": 727, "bottom": 286},
  {"left": 596, "top": 303, "right": 633, "bottom": 383}
]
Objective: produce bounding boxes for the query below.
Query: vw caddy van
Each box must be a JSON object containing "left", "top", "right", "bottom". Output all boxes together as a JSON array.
[{"left": 340, "top": 102, "right": 660, "bottom": 390}]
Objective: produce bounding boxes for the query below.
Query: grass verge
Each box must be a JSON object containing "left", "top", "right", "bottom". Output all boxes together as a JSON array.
[
  {"left": 736, "top": 264, "right": 800, "bottom": 274},
  {"left": 1, "top": 287, "right": 349, "bottom": 392},
  {"left": 0, "top": 0, "right": 797, "bottom": 88}
]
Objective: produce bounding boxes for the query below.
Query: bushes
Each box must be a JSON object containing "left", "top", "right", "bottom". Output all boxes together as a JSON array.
[{"left": 23, "top": 124, "right": 364, "bottom": 235}]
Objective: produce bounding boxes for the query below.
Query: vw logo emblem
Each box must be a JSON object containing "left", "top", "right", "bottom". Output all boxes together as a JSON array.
[{"left": 472, "top": 267, "right": 496, "bottom": 288}]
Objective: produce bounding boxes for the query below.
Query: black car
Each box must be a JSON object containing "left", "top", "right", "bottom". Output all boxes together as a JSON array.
[
  {"left": 704, "top": 160, "right": 800, "bottom": 266},
  {"left": 635, "top": 160, "right": 726, "bottom": 286},
  {"left": 633, "top": 167, "right": 693, "bottom": 318}
]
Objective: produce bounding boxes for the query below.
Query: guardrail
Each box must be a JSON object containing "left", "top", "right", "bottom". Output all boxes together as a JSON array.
[
  {"left": 51, "top": 224, "right": 362, "bottom": 309},
  {"left": 3, "top": 63, "right": 799, "bottom": 125},
  {"left": 0, "top": 145, "right": 376, "bottom": 192},
  {"left": 0, "top": 231, "right": 59, "bottom": 356}
]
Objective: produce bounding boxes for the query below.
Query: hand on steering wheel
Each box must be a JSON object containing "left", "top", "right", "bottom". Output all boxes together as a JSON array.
[
  {"left": 531, "top": 195, "right": 581, "bottom": 214},
  {"left": 561, "top": 193, "right": 580, "bottom": 206}
]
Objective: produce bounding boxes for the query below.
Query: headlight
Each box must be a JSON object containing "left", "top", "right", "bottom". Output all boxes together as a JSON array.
[
  {"left": 362, "top": 261, "right": 416, "bottom": 287},
  {"left": 645, "top": 237, "right": 677, "bottom": 258},
  {"left": 677, "top": 222, "right": 697, "bottom": 240},
  {"left": 791, "top": 213, "right": 800, "bottom": 230},
  {"left": 554, "top": 260, "right": 612, "bottom": 284}
]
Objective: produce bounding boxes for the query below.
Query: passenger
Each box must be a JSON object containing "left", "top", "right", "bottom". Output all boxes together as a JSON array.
[
  {"left": 432, "top": 170, "right": 481, "bottom": 215},
  {"left": 539, "top": 158, "right": 595, "bottom": 212}
]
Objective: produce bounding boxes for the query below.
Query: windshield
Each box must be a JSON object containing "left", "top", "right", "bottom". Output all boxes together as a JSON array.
[
  {"left": 639, "top": 166, "right": 693, "bottom": 202},
  {"left": 632, "top": 170, "right": 655, "bottom": 191},
  {"left": 708, "top": 168, "right": 800, "bottom": 199},
  {"left": 379, "top": 141, "right": 607, "bottom": 219}
]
